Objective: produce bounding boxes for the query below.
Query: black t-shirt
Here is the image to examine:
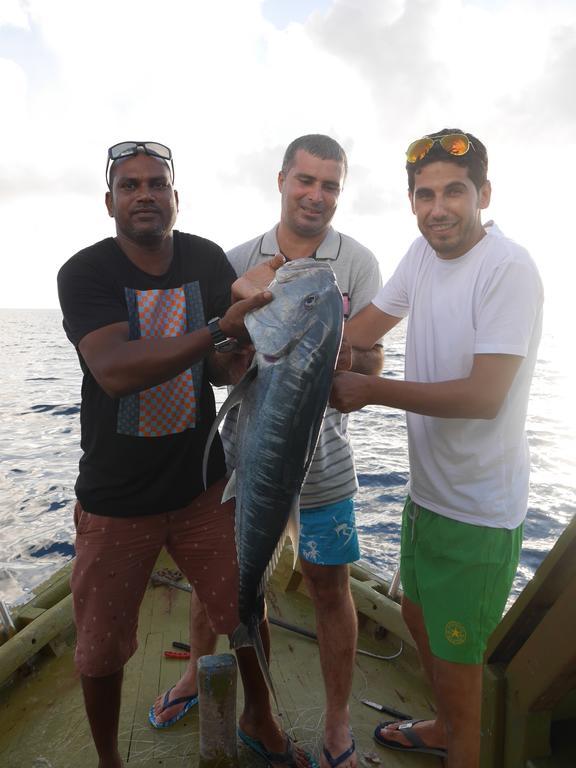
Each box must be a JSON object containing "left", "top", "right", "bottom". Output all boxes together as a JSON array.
[{"left": 57, "top": 231, "right": 235, "bottom": 517}]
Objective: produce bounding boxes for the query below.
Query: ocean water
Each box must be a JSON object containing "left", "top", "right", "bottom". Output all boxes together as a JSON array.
[{"left": 0, "top": 308, "right": 574, "bottom": 608}]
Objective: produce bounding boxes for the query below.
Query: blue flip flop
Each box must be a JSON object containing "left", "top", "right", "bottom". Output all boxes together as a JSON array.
[
  {"left": 322, "top": 738, "right": 356, "bottom": 768},
  {"left": 148, "top": 685, "right": 199, "bottom": 729},
  {"left": 238, "top": 727, "right": 319, "bottom": 767}
]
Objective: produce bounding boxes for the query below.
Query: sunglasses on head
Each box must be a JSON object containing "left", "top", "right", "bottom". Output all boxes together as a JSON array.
[
  {"left": 106, "top": 141, "right": 174, "bottom": 187},
  {"left": 406, "top": 133, "right": 474, "bottom": 164}
]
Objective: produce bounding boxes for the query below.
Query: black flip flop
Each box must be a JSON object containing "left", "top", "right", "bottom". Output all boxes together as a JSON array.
[{"left": 373, "top": 719, "right": 447, "bottom": 758}]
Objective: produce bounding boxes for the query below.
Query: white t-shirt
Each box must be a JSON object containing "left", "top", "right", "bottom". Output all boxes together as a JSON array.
[{"left": 372, "top": 223, "right": 543, "bottom": 529}]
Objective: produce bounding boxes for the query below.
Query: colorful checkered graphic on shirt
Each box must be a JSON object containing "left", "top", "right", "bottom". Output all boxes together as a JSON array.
[
  {"left": 137, "top": 287, "right": 187, "bottom": 338},
  {"left": 134, "top": 287, "right": 196, "bottom": 437}
]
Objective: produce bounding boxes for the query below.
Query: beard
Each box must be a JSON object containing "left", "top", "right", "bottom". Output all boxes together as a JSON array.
[
  {"left": 122, "top": 211, "right": 173, "bottom": 247},
  {"left": 128, "top": 225, "right": 165, "bottom": 247}
]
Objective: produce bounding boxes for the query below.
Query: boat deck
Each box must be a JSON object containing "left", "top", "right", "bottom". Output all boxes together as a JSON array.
[{"left": 0, "top": 549, "right": 441, "bottom": 767}]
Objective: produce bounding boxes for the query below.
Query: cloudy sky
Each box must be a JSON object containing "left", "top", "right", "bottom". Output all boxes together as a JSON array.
[{"left": 1, "top": 0, "right": 575, "bottom": 318}]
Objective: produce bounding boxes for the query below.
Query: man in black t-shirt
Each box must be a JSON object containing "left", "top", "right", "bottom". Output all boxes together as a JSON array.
[{"left": 58, "top": 142, "right": 313, "bottom": 768}]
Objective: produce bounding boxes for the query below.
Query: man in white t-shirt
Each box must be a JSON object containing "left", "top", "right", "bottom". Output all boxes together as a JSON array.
[{"left": 330, "top": 129, "right": 543, "bottom": 768}]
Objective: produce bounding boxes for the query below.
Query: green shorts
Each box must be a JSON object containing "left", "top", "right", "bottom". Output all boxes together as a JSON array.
[{"left": 400, "top": 497, "right": 523, "bottom": 664}]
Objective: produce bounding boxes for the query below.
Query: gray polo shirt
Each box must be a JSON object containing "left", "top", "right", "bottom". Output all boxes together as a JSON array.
[{"left": 222, "top": 224, "right": 382, "bottom": 509}]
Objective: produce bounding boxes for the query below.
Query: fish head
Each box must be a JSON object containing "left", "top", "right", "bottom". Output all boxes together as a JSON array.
[{"left": 245, "top": 258, "right": 344, "bottom": 365}]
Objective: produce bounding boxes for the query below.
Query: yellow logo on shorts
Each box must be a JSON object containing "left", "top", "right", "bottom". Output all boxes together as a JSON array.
[{"left": 445, "top": 621, "right": 467, "bottom": 645}]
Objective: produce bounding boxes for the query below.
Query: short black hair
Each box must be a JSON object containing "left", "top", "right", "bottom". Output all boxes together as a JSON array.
[
  {"left": 406, "top": 128, "right": 488, "bottom": 193},
  {"left": 281, "top": 134, "right": 348, "bottom": 178}
]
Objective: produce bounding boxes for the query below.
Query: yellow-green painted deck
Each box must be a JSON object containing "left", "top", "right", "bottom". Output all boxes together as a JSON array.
[
  {"left": 5, "top": 516, "right": 576, "bottom": 768},
  {"left": 0, "top": 548, "right": 440, "bottom": 768}
]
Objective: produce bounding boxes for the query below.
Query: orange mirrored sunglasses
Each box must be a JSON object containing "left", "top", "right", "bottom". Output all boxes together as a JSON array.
[{"left": 406, "top": 133, "right": 473, "bottom": 164}]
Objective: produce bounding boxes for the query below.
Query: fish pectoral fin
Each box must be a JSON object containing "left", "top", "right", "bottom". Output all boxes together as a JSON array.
[
  {"left": 222, "top": 363, "right": 258, "bottom": 409},
  {"left": 222, "top": 470, "right": 237, "bottom": 503},
  {"left": 286, "top": 498, "right": 301, "bottom": 568},
  {"left": 202, "top": 364, "right": 258, "bottom": 488}
]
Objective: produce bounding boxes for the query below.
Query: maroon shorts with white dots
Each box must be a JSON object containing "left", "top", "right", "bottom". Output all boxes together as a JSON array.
[{"left": 71, "top": 477, "right": 239, "bottom": 677}]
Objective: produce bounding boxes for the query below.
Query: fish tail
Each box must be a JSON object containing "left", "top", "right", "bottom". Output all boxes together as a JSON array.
[{"left": 230, "top": 618, "right": 279, "bottom": 711}]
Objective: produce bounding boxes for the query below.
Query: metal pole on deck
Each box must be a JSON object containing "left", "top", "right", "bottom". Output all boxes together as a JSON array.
[
  {"left": 198, "top": 653, "right": 239, "bottom": 768},
  {"left": 0, "top": 601, "right": 16, "bottom": 645}
]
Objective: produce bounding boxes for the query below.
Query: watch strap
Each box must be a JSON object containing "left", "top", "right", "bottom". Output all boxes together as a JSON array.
[{"left": 207, "top": 317, "right": 239, "bottom": 352}]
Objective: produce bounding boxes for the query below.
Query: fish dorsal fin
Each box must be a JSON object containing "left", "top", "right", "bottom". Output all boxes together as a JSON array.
[
  {"left": 222, "top": 470, "right": 237, "bottom": 502},
  {"left": 202, "top": 364, "right": 258, "bottom": 488}
]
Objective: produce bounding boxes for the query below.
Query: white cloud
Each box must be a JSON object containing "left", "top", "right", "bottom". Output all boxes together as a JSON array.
[
  {"left": 0, "top": 0, "right": 29, "bottom": 27},
  {"left": 0, "top": 57, "right": 27, "bottom": 136},
  {"left": 0, "top": 0, "right": 575, "bottom": 309}
]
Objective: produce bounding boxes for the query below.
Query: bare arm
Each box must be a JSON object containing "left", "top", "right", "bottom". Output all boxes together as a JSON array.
[
  {"left": 336, "top": 337, "right": 384, "bottom": 375},
  {"left": 335, "top": 304, "right": 388, "bottom": 375},
  {"left": 350, "top": 344, "right": 384, "bottom": 375},
  {"left": 330, "top": 352, "right": 523, "bottom": 419},
  {"left": 344, "top": 303, "right": 403, "bottom": 350},
  {"left": 79, "top": 292, "right": 271, "bottom": 398}
]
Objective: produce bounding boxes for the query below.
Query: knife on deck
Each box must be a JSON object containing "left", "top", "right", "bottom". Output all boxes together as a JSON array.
[{"left": 361, "top": 699, "right": 412, "bottom": 720}]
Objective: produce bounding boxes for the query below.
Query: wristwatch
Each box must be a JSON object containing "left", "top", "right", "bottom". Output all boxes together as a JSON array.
[{"left": 207, "top": 317, "right": 239, "bottom": 353}]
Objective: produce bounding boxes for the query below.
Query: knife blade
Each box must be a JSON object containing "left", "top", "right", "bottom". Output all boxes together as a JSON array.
[{"left": 361, "top": 699, "right": 412, "bottom": 720}]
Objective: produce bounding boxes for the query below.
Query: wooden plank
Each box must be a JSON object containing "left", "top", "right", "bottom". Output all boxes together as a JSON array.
[
  {"left": 487, "top": 517, "right": 576, "bottom": 663},
  {"left": 480, "top": 663, "right": 506, "bottom": 768},
  {"left": 348, "top": 576, "right": 416, "bottom": 648},
  {"left": 0, "top": 640, "right": 97, "bottom": 768},
  {"left": 501, "top": 708, "right": 551, "bottom": 768},
  {"left": 506, "top": 577, "right": 576, "bottom": 712},
  {"left": 525, "top": 718, "right": 576, "bottom": 767},
  {"left": 126, "top": 553, "right": 198, "bottom": 765},
  {"left": 0, "top": 594, "right": 74, "bottom": 683},
  {"left": 29, "top": 563, "right": 73, "bottom": 608},
  {"left": 14, "top": 605, "right": 46, "bottom": 624}
]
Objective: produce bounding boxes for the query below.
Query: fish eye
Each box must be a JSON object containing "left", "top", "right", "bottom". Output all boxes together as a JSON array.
[{"left": 304, "top": 293, "right": 319, "bottom": 308}]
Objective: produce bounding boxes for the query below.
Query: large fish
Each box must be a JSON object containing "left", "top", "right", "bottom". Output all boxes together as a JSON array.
[{"left": 203, "top": 258, "right": 343, "bottom": 699}]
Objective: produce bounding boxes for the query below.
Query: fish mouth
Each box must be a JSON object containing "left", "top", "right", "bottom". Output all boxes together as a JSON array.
[{"left": 257, "top": 332, "right": 306, "bottom": 362}]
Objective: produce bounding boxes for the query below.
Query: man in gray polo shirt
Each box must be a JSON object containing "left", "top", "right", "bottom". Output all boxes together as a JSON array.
[
  {"left": 230, "top": 135, "right": 383, "bottom": 768},
  {"left": 152, "top": 135, "right": 383, "bottom": 768}
]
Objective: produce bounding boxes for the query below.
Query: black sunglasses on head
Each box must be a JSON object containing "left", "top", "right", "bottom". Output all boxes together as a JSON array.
[{"left": 106, "top": 141, "right": 174, "bottom": 187}]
